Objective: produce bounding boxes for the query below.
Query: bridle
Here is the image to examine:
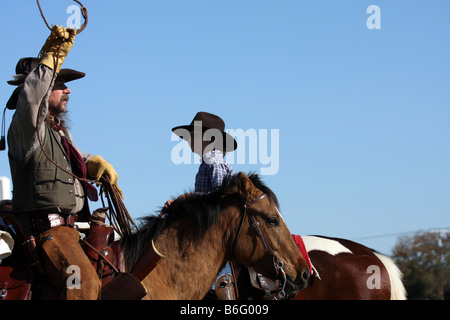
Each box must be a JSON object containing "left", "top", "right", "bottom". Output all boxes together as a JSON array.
[{"left": 231, "top": 193, "right": 288, "bottom": 299}]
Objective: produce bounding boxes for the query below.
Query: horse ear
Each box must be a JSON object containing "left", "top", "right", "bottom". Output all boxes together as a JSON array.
[{"left": 237, "top": 172, "right": 255, "bottom": 201}]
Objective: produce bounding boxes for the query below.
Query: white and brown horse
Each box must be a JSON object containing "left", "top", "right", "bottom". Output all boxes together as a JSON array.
[{"left": 246, "top": 235, "right": 406, "bottom": 300}]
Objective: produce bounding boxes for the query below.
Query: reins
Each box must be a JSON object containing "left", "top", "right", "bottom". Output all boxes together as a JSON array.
[
  {"left": 231, "top": 193, "right": 288, "bottom": 299},
  {"left": 99, "top": 176, "right": 136, "bottom": 238}
]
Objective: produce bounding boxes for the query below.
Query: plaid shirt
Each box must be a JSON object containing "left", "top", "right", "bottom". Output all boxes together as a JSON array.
[{"left": 195, "top": 150, "right": 235, "bottom": 194}]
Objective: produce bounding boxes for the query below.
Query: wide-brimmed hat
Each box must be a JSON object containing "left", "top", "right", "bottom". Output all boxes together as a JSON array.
[
  {"left": 6, "top": 57, "right": 85, "bottom": 110},
  {"left": 172, "top": 111, "right": 237, "bottom": 152}
]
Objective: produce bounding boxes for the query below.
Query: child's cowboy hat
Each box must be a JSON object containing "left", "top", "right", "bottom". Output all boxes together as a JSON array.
[{"left": 172, "top": 111, "right": 237, "bottom": 152}]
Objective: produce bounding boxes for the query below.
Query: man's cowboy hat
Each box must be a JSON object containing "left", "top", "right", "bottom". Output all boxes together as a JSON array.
[
  {"left": 172, "top": 111, "right": 237, "bottom": 152},
  {"left": 6, "top": 57, "right": 85, "bottom": 110}
]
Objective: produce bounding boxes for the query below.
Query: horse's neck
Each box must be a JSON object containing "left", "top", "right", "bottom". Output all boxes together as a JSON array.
[{"left": 141, "top": 214, "right": 234, "bottom": 300}]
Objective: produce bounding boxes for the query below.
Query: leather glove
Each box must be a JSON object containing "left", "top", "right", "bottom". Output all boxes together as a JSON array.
[
  {"left": 87, "top": 155, "right": 124, "bottom": 199},
  {"left": 39, "top": 25, "right": 76, "bottom": 73},
  {"left": 87, "top": 155, "right": 119, "bottom": 185}
]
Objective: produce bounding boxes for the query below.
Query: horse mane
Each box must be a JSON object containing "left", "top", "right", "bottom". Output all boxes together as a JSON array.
[{"left": 120, "top": 172, "right": 279, "bottom": 269}]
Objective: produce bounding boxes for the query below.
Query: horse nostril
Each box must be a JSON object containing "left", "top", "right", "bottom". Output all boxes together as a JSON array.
[
  {"left": 301, "top": 270, "right": 310, "bottom": 283},
  {"left": 293, "top": 269, "right": 310, "bottom": 290}
]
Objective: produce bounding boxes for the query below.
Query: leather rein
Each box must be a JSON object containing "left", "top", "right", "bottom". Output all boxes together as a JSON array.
[{"left": 231, "top": 193, "right": 288, "bottom": 299}]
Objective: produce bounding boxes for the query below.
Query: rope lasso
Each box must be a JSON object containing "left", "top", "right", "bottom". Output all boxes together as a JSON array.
[
  {"left": 35, "top": 0, "right": 90, "bottom": 184},
  {"left": 36, "top": 0, "right": 88, "bottom": 34}
]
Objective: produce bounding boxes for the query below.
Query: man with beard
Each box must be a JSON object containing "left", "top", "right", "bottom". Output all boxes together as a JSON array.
[{"left": 5, "top": 26, "right": 120, "bottom": 299}]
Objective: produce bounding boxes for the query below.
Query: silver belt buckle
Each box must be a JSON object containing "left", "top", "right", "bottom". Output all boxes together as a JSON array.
[{"left": 48, "top": 214, "right": 62, "bottom": 228}]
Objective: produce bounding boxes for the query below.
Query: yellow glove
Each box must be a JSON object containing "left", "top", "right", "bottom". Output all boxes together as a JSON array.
[
  {"left": 87, "top": 155, "right": 124, "bottom": 199},
  {"left": 87, "top": 155, "right": 119, "bottom": 185},
  {"left": 39, "top": 25, "right": 76, "bottom": 73}
]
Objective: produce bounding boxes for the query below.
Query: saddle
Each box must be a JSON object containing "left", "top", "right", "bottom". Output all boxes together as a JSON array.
[
  {"left": 82, "top": 208, "right": 147, "bottom": 300},
  {"left": 0, "top": 202, "right": 145, "bottom": 300},
  {"left": 82, "top": 208, "right": 120, "bottom": 287},
  {"left": 0, "top": 200, "right": 33, "bottom": 300}
]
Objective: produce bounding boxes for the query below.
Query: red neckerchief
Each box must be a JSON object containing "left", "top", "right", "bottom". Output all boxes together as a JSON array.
[{"left": 52, "top": 121, "right": 98, "bottom": 202}]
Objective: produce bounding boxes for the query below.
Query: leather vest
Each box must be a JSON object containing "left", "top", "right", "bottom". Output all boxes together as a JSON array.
[{"left": 9, "top": 123, "right": 78, "bottom": 213}]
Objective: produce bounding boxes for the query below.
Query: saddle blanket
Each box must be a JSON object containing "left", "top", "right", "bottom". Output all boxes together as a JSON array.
[{"left": 292, "top": 234, "right": 313, "bottom": 275}]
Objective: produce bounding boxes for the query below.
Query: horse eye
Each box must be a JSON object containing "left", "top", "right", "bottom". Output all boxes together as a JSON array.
[{"left": 265, "top": 216, "right": 279, "bottom": 227}]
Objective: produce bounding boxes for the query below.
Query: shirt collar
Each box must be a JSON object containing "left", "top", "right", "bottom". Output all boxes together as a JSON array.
[{"left": 202, "top": 150, "right": 224, "bottom": 165}]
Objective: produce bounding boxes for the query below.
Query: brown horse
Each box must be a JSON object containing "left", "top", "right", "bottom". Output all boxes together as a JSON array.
[
  {"left": 120, "top": 172, "right": 310, "bottom": 300},
  {"left": 248, "top": 235, "right": 406, "bottom": 300},
  {"left": 0, "top": 173, "right": 308, "bottom": 299}
]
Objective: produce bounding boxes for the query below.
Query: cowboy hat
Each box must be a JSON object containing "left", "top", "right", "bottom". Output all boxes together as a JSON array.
[
  {"left": 6, "top": 57, "right": 85, "bottom": 110},
  {"left": 172, "top": 111, "right": 237, "bottom": 152}
]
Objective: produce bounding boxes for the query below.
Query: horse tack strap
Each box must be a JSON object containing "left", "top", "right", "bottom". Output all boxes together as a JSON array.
[
  {"left": 248, "top": 214, "right": 284, "bottom": 280},
  {"left": 243, "top": 193, "right": 268, "bottom": 209},
  {"left": 230, "top": 192, "right": 288, "bottom": 298},
  {"left": 243, "top": 194, "right": 287, "bottom": 298},
  {"left": 232, "top": 192, "right": 279, "bottom": 263},
  {"left": 129, "top": 240, "right": 165, "bottom": 282},
  {"left": 248, "top": 215, "right": 275, "bottom": 257},
  {"left": 82, "top": 239, "right": 119, "bottom": 275},
  {"left": 230, "top": 193, "right": 268, "bottom": 255},
  {"left": 244, "top": 194, "right": 278, "bottom": 261},
  {"left": 235, "top": 193, "right": 281, "bottom": 266}
]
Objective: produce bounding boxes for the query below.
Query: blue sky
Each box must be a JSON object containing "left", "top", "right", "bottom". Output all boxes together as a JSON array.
[{"left": 1, "top": 1, "right": 449, "bottom": 255}]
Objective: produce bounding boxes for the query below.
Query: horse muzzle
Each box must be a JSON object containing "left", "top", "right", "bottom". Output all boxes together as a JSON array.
[
  {"left": 284, "top": 267, "right": 310, "bottom": 297},
  {"left": 272, "top": 259, "right": 309, "bottom": 299},
  {"left": 286, "top": 275, "right": 307, "bottom": 295}
]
